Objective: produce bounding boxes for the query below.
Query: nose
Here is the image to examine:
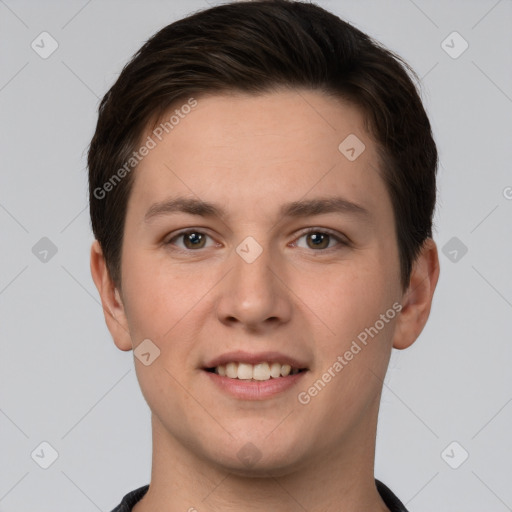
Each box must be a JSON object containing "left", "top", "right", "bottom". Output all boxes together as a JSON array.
[{"left": 215, "top": 240, "right": 293, "bottom": 332}]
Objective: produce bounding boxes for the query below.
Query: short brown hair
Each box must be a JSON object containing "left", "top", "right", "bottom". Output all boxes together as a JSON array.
[{"left": 88, "top": 0, "right": 438, "bottom": 291}]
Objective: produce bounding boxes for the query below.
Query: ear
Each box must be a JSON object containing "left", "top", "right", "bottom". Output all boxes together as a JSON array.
[
  {"left": 90, "top": 240, "right": 133, "bottom": 351},
  {"left": 392, "top": 238, "right": 440, "bottom": 350}
]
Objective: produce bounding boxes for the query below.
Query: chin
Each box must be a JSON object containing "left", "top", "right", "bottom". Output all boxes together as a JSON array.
[
  {"left": 216, "top": 454, "right": 305, "bottom": 478},
  {"left": 205, "top": 435, "right": 309, "bottom": 478}
]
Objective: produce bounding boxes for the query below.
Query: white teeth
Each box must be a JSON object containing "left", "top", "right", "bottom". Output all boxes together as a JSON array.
[
  {"left": 237, "top": 363, "right": 253, "bottom": 380},
  {"left": 226, "top": 362, "right": 238, "bottom": 379},
  {"left": 212, "top": 361, "right": 303, "bottom": 381},
  {"left": 269, "top": 362, "right": 281, "bottom": 378},
  {"left": 280, "top": 364, "right": 291, "bottom": 377},
  {"left": 253, "top": 362, "right": 270, "bottom": 381}
]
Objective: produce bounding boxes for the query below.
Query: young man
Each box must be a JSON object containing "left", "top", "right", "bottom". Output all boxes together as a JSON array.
[{"left": 88, "top": 1, "right": 439, "bottom": 510}]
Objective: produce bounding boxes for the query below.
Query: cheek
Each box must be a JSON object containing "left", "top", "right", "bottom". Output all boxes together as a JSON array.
[
  {"left": 120, "top": 247, "right": 222, "bottom": 356},
  {"left": 296, "top": 266, "right": 398, "bottom": 429},
  {"left": 120, "top": 250, "right": 181, "bottom": 341},
  {"left": 306, "top": 257, "right": 397, "bottom": 344},
  {"left": 300, "top": 256, "right": 399, "bottom": 415}
]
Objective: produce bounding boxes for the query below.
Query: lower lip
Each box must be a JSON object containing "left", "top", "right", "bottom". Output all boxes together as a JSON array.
[{"left": 204, "top": 370, "right": 307, "bottom": 400}]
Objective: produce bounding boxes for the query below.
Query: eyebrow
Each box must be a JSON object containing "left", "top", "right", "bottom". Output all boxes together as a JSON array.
[{"left": 144, "top": 196, "right": 370, "bottom": 223}]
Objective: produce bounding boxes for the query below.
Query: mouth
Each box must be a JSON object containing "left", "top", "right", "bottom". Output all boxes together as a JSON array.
[
  {"left": 204, "top": 362, "right": 308, "bottom": 381},
  {"left": 202, "top": 351, "right": 309, "bottom": 399}
]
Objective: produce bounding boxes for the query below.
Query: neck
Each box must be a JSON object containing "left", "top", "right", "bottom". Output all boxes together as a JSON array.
[{"left": 133, "top": 404, "right": 390, "bottom": 512}]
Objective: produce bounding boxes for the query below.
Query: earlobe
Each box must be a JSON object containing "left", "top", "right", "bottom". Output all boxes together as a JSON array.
[
  {"left": 90, "top": 240, "right": 133, "bottom": 352},
  {"left": 392, "top": 238, "right": 440, "bottom": 350}
]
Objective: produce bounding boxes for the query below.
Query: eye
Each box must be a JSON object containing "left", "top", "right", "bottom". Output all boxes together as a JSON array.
[
  {"left": 292, "top": 229, "right": 348, "bottom": 251},
  {"left": 165, "top": 228, "right": 349, "bottom": 252},
  {"left": 166, "top": 230, "right": 217, "bottom": 250}
]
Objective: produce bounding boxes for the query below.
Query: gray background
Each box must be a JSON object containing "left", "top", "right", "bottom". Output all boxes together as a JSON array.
[{"left": 1, "top": 0, "right": 511, "bottom": 510}]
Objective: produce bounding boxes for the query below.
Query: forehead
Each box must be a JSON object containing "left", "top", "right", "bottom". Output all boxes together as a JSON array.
[
  {"left": 148, "top": 89, "right": 370, "bottom": 161},
  {"left": 129, "top": 88, "right": 390, "bottom": 222}
]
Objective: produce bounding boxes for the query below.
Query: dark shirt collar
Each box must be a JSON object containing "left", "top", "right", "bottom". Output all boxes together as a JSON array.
[{"left": 110, "top": 479, "right": 408, "bottom": 512}]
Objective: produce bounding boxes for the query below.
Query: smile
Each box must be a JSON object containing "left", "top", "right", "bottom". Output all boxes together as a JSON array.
[{"left": 206, "top": 362, "right": 306, "bottom": 381}]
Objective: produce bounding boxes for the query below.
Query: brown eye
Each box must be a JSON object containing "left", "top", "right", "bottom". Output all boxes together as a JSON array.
[
  {"left": 167, "top": 230, "right": 213, "bottom": 250},
  {"left": 306, "top": 232, "right": 330, "bottom": 250},
  {"left": 182, "top": 232, "right": 206, "bottom": 249},
  {"left": 293, "top": 229, "right": 348, "bottom": 251}
]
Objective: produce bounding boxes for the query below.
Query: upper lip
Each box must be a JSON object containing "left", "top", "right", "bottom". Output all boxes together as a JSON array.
[{"left": 204, "top": 350, "right": 309, "bottom": 369}]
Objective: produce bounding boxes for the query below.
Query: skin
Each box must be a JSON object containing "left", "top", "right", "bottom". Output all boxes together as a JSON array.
[{"left": 91, "top": 88, "right": 439, "bottom": 512}]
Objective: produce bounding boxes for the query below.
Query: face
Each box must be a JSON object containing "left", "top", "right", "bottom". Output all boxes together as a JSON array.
[{"left": 103, "top": 89, "right": 408, "bottom": 475}]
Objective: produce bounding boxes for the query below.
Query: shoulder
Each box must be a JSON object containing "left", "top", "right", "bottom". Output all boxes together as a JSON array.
[{"left": 109, "top": 484, "right": 149, "bottom": 512}]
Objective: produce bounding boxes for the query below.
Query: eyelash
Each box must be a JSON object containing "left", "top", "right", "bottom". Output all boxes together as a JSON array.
[{"left": 165, "top": 228, "right": 349, "bottom": 253}]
